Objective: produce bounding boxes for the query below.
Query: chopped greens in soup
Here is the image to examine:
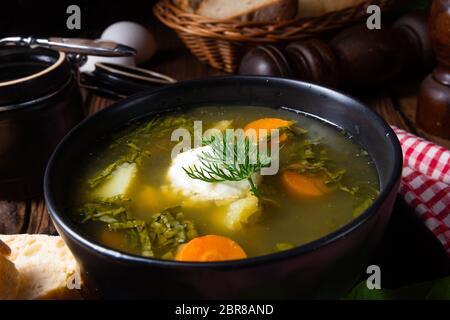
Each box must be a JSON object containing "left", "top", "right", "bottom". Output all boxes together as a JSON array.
[{"left": 71, "top": 106, "right": 379, "bottom": 261}]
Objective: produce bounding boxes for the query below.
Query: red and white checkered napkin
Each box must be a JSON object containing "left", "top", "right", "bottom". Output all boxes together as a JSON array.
[{"left": 392, "top": 127, "right": 450, "bottom": 256}]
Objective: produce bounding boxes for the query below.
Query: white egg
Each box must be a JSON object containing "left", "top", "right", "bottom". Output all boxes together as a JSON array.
[
  {"left": 101, "top": 21, "right": 157, "bottom": 64},
  {"left": 167, "top": 146, "right": 259, "bottom": 202}
]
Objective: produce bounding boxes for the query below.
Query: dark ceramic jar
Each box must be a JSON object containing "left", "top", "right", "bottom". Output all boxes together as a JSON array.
[{"left": 0, "top": 47, "right": 83, "bottom": 199}]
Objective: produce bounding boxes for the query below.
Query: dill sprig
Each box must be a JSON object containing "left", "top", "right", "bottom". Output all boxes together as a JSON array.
[{"left": 183, "top": 133, "right": 272, "bottom": 197}]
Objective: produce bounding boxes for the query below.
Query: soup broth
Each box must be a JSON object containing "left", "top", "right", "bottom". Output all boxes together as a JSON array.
[{"left": 70, "top": 106, "right": 379, "bottom": 261}]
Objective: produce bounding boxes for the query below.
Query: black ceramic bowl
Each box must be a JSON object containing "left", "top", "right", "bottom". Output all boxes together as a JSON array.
[{"left": 45, "top": 77, "right": 402, "bottom": 299}]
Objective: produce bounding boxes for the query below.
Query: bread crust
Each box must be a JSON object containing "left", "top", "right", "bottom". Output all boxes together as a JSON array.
[
  {"left": 173, "top": 0, "right": 365, "bottom": 20},
  {"left": 322, "top": 0, "right": 366, "bottom": 13},
  {"left": 0, "top": 239, "right": 10, "bottom": 256},
  {"left": 173, "top": 0, "right": 203, "bottom": 12},
  {"left": 176, "top": 0, "right": 298, "bottom": 22},
  {"left": 235, "top": 0, "right": 298, "bottom": 22},
  {"left": 0, "top": 254, "right": 20, "bottom": 300},
  {"left": 297, "top": 0, "right": 366, "bottom": 18},
  {"left": 0, "top": 234, "right": 82, "bottom": 300}
]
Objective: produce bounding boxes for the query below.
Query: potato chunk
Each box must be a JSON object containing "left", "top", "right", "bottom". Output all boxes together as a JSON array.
[
  {"left": 224, "top": 195, "right": 260, "bottom": 230},
  {"left": 94, "top": 163, "right": 137, "bottom": 198}
]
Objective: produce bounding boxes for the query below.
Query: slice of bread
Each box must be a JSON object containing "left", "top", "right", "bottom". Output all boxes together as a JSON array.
[
  {"left": 0, "top": 234, "right": 82, "bottom": 300},
  {"left": 0, "top": 240, "right": 20, "bottom": 300},
  {"left": 322, "top": 0, "right": 366, "bottom": 13},
  {"left": 174, "top": 0, "right": 365, "bottom": 20},
  {"left": 177, "top": 0, "right": 297, "bottom": 22},
  {"left": 297, "top": 0, "right": 366, "bottom": 18}
]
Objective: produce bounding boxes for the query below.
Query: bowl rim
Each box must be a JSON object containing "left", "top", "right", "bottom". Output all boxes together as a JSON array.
[{"left": 44, "top": 76, "right": 403, "bottom": 269}]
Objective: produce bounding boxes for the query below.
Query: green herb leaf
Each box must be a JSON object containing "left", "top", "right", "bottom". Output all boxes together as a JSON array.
[
  {"left": 149, "top": 209, "right": 198, "bottom": 250},
  {"left": 78, "top": 196, "right": 129, "bottom": 223},
  {"left": 78, "top": 198, "right": 197, "bottom": 258},
  {"left": 87, "top": 148, "right": 148, "bottom": 188},
  {"left": 346, "top": 276, "right": 450, "bottom": 300},
  {"left": 88, "top": 115, "right": 193, "bottom": 189}
]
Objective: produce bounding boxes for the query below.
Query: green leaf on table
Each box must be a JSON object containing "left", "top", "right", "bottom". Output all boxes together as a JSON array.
[
  {"left": 346, "top": 276, "right": 450, "bottom": 300},
  {"left": 426, "top": 277, "right": 450, "bottom": 300}
]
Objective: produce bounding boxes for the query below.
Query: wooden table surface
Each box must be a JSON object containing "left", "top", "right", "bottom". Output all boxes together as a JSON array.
[{"left": 0, "top": 17, "right": 448, "bottom": 244}]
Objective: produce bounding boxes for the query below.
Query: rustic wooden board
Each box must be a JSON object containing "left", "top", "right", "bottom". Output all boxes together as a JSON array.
[
  {"left": 368, "top": 93, "right": 410, "bottom": 130},
  {"left": 0, "top": 201, "right": 27, "bottom": 234}
]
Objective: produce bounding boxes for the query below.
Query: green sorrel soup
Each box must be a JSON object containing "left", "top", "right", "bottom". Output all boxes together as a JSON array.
[{"left": 70, "top": 106, "right": 379, "bottom": 262}]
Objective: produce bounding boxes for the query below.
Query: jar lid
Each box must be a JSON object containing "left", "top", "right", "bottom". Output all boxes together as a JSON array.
[{"left": 0, "top": 47, "right": 72, "bottom": 109}]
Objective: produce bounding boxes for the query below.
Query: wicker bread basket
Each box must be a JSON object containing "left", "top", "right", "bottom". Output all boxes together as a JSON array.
[{"left": 154, "top": 0, "right": 398, "bottom": 73}]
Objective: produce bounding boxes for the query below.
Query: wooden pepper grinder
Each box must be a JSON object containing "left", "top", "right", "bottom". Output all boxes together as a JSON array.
[
  {"left": 239, "top": 12, "right": 434, "bottom": 90},
  {"left": 284, "top": 11, "right": 433, "bottom": 90},
  {"left": 417, "top": 0, "right": 450, "bottom": 141}
]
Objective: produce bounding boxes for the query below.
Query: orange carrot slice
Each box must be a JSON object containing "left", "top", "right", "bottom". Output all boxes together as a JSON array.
[
  {"left": 175, "top": 235, "right": 247, "bottom": 262},
  {"left": 244, "top": 118, "right": 293, "bottom": 144},
  {"left": 281, "top": 170, "right": 331, "bottom": 198}
]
